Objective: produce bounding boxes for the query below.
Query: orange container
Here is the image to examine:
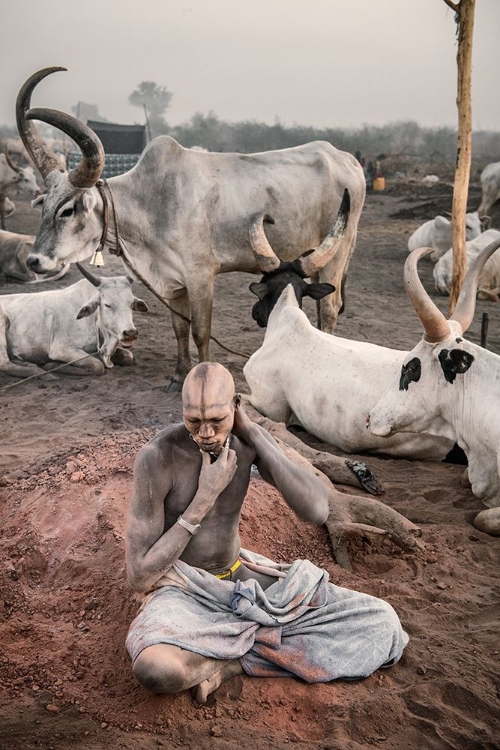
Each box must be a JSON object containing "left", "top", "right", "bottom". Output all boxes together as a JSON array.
[{"left": 373, "top": 177, "right": 386, "bottom": 191}]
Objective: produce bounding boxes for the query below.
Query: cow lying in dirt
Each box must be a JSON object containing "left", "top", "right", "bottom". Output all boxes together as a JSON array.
[
  {"left": 2, "top": 197, "right": 15, "bottom": 222},
  {"left": 433, "top": 229, "right": 500, "bottom": 300},
  {"left": 0, "top": 147, "right": 40, "bottom": 229},
  {"left": 407, "top": 212, "right": 487, "bottom": 262},
  {"left": 243, "top": 201, "right": 455, "bottom": 461},
  {"left": 0, "top": 263, "right": 148, "bottom": 378},
  {"left": 368, "top": 240, "right": 500, "bottom": 536},
  {"left": 0, "top": 230, "right": 70, "bottom": 283}
]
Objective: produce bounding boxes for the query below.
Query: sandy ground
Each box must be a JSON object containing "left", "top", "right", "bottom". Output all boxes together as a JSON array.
[{"left": 0, "top": 182, "right": 499, "bottom": 750}]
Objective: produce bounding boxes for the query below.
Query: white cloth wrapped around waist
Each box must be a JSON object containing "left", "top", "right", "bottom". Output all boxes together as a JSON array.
[{"left": 126, "top": 549, "right": 409, "bottom": 683}]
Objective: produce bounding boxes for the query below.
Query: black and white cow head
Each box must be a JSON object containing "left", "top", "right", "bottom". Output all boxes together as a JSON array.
[
  {"left": 248, "top": 189, "right": 350, "bottom": 327},
  {"left": 368, "top": 240, "right": 500, "bottom": 438},
  {"left": 249, "top": 261, "right": 335, "bottom": 328}
]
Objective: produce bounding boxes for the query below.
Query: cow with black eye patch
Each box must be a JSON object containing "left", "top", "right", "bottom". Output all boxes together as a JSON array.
[{"left": 368, "top": 239, "right": 500, "bottom": 536}]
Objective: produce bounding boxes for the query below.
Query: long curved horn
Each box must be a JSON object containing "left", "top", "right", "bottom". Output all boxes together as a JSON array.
[
  {"left": 248, "top": 213, "right": 280, "bottom": 273},
  {"left": 449, "top": 237, "right": 500, "bottom": 334},
  {"left": 26, "top": 108, "right": 104, "bottom": 188},
  {"left": 404, "top": 247, "right": 450, "bottom": 343},
  {"left": 298, "top": 188, "right": 351, "bottom": 277},
  {"left": 3, "top": 146, "right": 20, "bottom": 173},
  {"left": 76, "top": 262, "right": 101, "bottom": 287},
  {"left": 16, "top": 67, "right": 67, "bottom": 180}
]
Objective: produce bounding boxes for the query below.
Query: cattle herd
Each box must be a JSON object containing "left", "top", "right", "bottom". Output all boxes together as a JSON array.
[{"left": 2, "top": 67, "right": 500, "bottom": 540}]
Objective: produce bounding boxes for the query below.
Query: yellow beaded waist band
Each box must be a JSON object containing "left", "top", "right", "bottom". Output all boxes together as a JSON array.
[{"left": 215, "top": 559, "right": 242, "bottom": 580}]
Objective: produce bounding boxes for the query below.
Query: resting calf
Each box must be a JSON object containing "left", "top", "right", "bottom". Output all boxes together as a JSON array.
[
  {"left": 407, "top": 212, "right": 487, "bottom": 262},
  {"left": 0, "top": 148, "right": 40, "bottom": 229},
  {"left": 0, "top": 230, "right": 69, "bottom": 283},
  {"left": 0, "top": 263, "right": 148, "bottom": 378},
  {"left": 433, "top": 229, "right": 500, "bottom": 299}
]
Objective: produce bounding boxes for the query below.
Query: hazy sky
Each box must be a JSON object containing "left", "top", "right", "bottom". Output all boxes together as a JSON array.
[{"left": 1, "top": 0, "right": 499, "bottom": 132}]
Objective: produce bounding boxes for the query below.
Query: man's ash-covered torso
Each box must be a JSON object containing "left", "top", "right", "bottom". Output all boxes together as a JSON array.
[{"left": 135, "top": 423, "right": 275, "bottom": 586}]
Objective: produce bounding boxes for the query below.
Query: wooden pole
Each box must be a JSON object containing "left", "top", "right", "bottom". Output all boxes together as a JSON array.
[{"left": 443, "top": 0, "right": 476, "bottom": 313}]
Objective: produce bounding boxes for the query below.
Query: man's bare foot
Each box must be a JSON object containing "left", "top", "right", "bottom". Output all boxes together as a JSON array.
[{"left": 191, "top": 660, "right": 243, "bottom": 707}]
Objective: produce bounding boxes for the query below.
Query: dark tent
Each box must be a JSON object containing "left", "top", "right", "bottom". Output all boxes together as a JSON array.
[
  {"left": 86, "top": 121, "right": 147, "bottom": 155},
  {"left": 67, "top": 121, "right": 147, "bottom": 178}
]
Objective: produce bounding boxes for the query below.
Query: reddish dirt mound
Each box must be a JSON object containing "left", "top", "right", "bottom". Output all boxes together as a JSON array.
[{"left": 0, "top": 429, "right": 499, "bottom": 750}]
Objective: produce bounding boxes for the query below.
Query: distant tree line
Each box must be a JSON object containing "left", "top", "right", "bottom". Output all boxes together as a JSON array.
[
  {"left": 1, "top": 76, "right": 499, "bottom": 165},
  {"left": 167, "top": 114, "right": 500, "bottom": 165}
]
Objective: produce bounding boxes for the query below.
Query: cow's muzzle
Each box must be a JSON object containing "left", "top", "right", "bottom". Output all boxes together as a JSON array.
[
  {"left": 120, "top": 329, "right": 138, "bottom": 347},
  {"left": 26, "top": 255, "right": 43, "bottom": 273}
]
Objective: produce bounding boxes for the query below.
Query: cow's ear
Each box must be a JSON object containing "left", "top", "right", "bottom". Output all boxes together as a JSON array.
[
  {"left": 438, "top": 348, "right": 474, "bottom": 384},
  {"left": 480, "top": 215, "right": 491, "bottom": 231},
  {"left": 82, "top": 191, "right": 97, "bottom": 213},
  {"left": 132, "top": 297, "right": 148, "bottom": 312},
  {"left": 31, "top": 194, "right": 45, "bottom": 208},
  {"left": 249, "top": 282, "right": 269, "bottom": 299},
  {"left": 77, "top": 294, "right": 100, "bottom": 319},
  {"left": 435, "top": 215, "right": 450, "bottom": 229},
  {"left": 304, "top": 282, "right": 336, "bottom": 300}
]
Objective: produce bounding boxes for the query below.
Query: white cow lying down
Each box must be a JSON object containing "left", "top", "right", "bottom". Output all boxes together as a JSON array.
[
  {"left": 242, "top": 199, "right": 456, "bottom": 462},
  {"left": 433, "top": 229, "right": 500, "bottom": 299},
  {"left": 0, "top": 263, "right": 148, "bottom": 378},
  {"left": 369, "top": 239, "right": 500, "bottom": 535},
  {"left": 478, "top": 161, "right": 500, "bottom": 218},
  {"left": 407, "top": 212, "right": 486, "bottom": 262},
  {"left": 0, "top": 230, "right": 69, "bottom": 283}
]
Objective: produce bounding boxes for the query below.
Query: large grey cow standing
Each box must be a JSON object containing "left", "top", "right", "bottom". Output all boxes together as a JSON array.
[
  {"left": 0, "top": 263, "right": 148, "bottom": 379},
  {"left": 368, "top": 240, "right": 500, "bottom": 536},
  {"left": 16, "top": 68, "right": 365, "bottom": 389}
]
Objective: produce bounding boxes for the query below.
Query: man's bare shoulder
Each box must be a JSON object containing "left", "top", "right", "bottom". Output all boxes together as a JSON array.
[{"left": 135, "top": 424, "right": 191, "bottom": 468}]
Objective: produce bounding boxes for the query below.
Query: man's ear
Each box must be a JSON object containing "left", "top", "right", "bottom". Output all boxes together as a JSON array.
[
  {"left": 77, "top": 293, "right": 100, "bottom": 319},
  {"left": 234, "top": 394, "right": 241, "bottom": 409}
]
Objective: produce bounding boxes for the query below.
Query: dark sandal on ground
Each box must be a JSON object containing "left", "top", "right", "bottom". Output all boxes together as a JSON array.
[{"left": 345, "top": 460, "right": 383, "bottom": 495}]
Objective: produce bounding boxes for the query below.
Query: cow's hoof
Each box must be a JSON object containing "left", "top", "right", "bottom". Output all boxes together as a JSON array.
[
  {"left": 345, "top": 460, "right": 383, "bottom": 495},
  {"left": 166, "top": 379, "right": 183, "bottom": 393},
  {"left": 473, "top": 507, "right": 500, "bottom": 536}
]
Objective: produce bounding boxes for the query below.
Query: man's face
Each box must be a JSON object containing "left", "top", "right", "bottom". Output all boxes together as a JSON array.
[{"left": 182, "top": 364, "right": 236, "bottom": 455}]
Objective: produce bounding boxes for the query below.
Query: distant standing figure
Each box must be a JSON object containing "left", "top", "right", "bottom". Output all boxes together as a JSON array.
[
  {"left": 366, "top": 161, "right": 377, "bottom": 191},
  {"left": 355, "top": 150, "right": 365, "bottom": 169}
]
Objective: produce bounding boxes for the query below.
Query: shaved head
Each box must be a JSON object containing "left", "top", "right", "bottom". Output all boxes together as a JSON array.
[
  {"left": 182, "top": 363, "right": 237, "bottom": 453},
  {"left": 182, "top": 362, "right": 235, "bottom": 411}
]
